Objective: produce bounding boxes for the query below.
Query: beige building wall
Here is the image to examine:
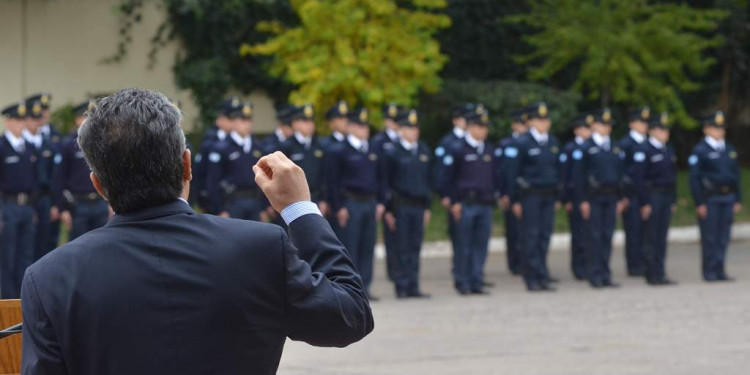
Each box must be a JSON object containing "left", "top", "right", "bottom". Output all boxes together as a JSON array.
[{"left": 0, "top": 0, "right": 275, "bottom": 133}]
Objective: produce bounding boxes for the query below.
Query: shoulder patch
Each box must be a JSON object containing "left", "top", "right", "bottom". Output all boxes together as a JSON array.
[
  {"left": 504, "top": 147, "right": 518, "bottom": 158},
  {"left": 435, "top": 147, "right": 445, "bottom": 157},
  {"left": 54, "top": 154, "right": 62, "bottom": 164},
  {"left": 633, "top": 151, "right": 646, "bottom": 162},
  {"left": 572, "top": 149, "right": 583, "bottom": 160},
  {"left": 494, "top": 148, "right": 503, "bottom": 157},
  {"left": 729, "top": 151, "right": 738, "bottom": 159},
  {"left": 688, "top": 155, "right": 698, "bottom": 166},
  {"left": 209, "top": 152, "right": 221, "bottom": 163},
  {"left": 559, "top": 153, "right": 568, "bottom": 163},
  {"left": 443, "top": 155, "right": 454, "bottom": 166}
]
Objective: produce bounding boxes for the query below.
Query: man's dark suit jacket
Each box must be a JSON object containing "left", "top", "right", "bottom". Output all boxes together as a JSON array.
[{"left": 20, "top": 199, "right": 374, "bottom": 374}]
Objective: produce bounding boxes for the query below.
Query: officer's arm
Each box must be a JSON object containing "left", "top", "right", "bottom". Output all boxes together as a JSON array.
[
  {"left": 573, "top": 147, "right": 588, "bottom": 204},
  {"left": 503, "top": 144, "right": 522, "bottom": 203},
  {"left": 493, "top": 145, "right": 505, "bottom": 197},
  {"left": 283, "top": 214, "right": 374, "bottom": 347},
  {"left": 442, "top": 149, "right": 459, "bottom": 203},
  {"left": 688, "top": 150, "right": 704, "bottom": 207},
  {"left": 380, "top": 151, "right": 394, "bottom": 210},
  {"left": 52, "top": 145, "right": 69, "bottom": 210},
  {"left": 376, "top": 151, "right": 388, "bottom": 206},
  {"left": 205, "top": 148, "right": 224, "bottom": 214},
  {"left": 325, "top": 149, "right": 343, "bottom": 212},
  {"left": 631, "top": 147, "right": 648, "bottom": 206},
  {"left": 556, "top": 143, "right": 568, "bottom": 203},
  {"left": 432, "top": 140, "right": 449, "bottom": 197},
  {"left": 20, "top": 270, "right": 68, "bottom": 375}
]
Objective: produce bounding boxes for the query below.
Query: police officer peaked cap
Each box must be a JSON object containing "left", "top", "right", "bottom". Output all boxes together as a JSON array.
[
  {"left": 382, "top": 103, "right": 403, "bottom": 120},
  {"left": 593, "top": 108, "right": 615, "bottom": 126},
  {"left": 25, "top": 92, "right": 52, "bottom": 109},
  {"left": 628, "top": 106, "right": 650, "bottom": 122},
  {"left": 649, "top": 112, "right": 670, "bottom": 130},
  {"left": 1, "top": 102, "right": 28, "bottom": 119},
  {"left": 347, "top": 107, "right": 369, "bottom": 125},
  {"left": 326, "top": 100, "right": 349, "bottom": 120},
  {"left": 703, "top": 110, "right": 727, "bottom": 128},
  {"left": 525, "top": 102, "right": 549, "bottom": 120},
  {"left": 289, "top": 104, "right": 315, "bottom": 121},
  {"left": 394, "top": 109, "right": 420, "bottom": 127}
]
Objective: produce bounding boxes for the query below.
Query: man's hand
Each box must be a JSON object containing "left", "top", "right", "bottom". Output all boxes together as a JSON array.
[
  {"left": 319, "top": 201, "right": 330, "bottom": 217},
  {"left": 565, "top": 202, "right": 574, "bottom": 213},
  {"left": 61, "top": 210, "right": 72, "bottom": 231},
  {"left": 424, "top": 209, "right": 432, "bottom": 229},
  {"left": 260, "top": 211, "right": 269, "bottom": 223},
  {"left": 451, "top": 203, "right": 462, "bottom": 221},
  {"left": 219, "top": 211, "right": 230, "bottom": 218},
  {"left": 108, "top": 206, "right": 115, "bottom": 219},
  {"left": 734, "top": 202, "right": 743, "bottom": 214},
  {"left": 554, "top": 201, "right": 562, "bottom": 211},
  {"left": 50, "top": 206, "right": 60, "bottom": 222},
  {"left": 616, "top": 198, "right": 629, "bottom": 215},
  {"left": 376, "top": 204, "right": 385, "bottom": 222},
  {"left": 440, "top": 197, "right": 451, "bottom": 210},
  {"left": 337, "top": 208, "right": 350, "bottom": 227},
  {"left": 499, "top": 196, "right": 510, "bottom": 211},
  {"left": 512, "top": 203, "right": 522, "bottom": 220},
  {"left": 253, "top": 152, "right": 311, "bottom": 213},
  {"left": 696, "top": 204, "right": 708, "bottom": 220},
  {"left": 641, "top": 204, "right": 652, "bottom": 221},
  {"left": 580, "top": 201, "right": 591, "bottom": 220},
  {"left": 384, "top": 212, "right": 396, "bottom": 232}
]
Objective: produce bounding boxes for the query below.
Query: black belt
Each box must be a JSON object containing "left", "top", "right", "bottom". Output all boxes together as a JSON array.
[
  {"left": 592, "top": 186, "right": 619, "bottom": 195},
  {"left": 73, "top": 192, "right": 102, "bottom": 203},
  {"left": 3, "top": 192, "right": 35, "bottom": 206},
  {"left": 344, "top": 190, "right": 376, "bottom": 202},
  {"left": 228, "top": 189, "right": 262, "bottom": 200},
  {"left": 524, "top": 186, "right": 558, "bottom": 196},
  {"left": 648, "top": 185, "right": 675, "bottom": 194},
  {"left": 394, "top": 194, "right": 430, "bottom": 209},
  {"left": 460, "top": 190, "right": 495, "bottom": 206}
]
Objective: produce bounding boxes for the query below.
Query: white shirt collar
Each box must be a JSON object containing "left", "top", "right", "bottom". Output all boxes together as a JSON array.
[
  {"left": 230, "top": 131, "right": 252, "bottom": 153},
  {"left": 529, "top": 127, "right": 548, "bottom": 143},
  {"left": 512, "top": 132, "right": 521, "bottom": 139},
  {"left": 275, "top": 128, "right": 288, "bottom": 142},
  {"left": 177, "top": 197, "right": 190, "bottom": 206},
  {"left": 4, "top": 131, "right": 26, "bottom": 152},
  {"left": 23, "top": 130, "right": 43, "bottom": 149},
  {"left": 386, "top": 128, "right": 399, "bottom": 142},
  {"left": 400, "top": 139, "right": 417, "bottom": 151},
  {"left": 41, "top": 124, "right": 51, "bottom": 136},
  {"left": 649, "top": 137, "right": 664, "bottom": 149},
  {"left": 705, "top": 136, "right": 725, "bottom": 151},
  {"left": 217, "top": 129, "right": 227, "bottom": 141},
  {"left": 347, "top": 134, "right": 367, "bottom": 152},
  {"left": 294, "top": 131, "right": 312, "bottom": 147},
  {"left": 332, "top": 131, "right": 345, "bottom": 142},
  {"left": 453, "top": 127, "right": 466, "bottom": 139},
  {"left": 575, "top": 136, "right": 586, "bottom": 145},
  {"left": 629, "top": 130, "right": 646, "bottom": 143},
  {"left": 464, "top": 133, "right": 484, "bottom": 151},
  {"left": 592, "top": 132, "right": 610, "bottom": 147}
]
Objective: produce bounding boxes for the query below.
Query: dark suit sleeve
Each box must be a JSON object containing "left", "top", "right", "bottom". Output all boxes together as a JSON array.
[
  {"left": 20, "top": 270, "right": 68, "bottom": 375},
  {"left": 282, "top": 214, "right": 374, "bottom": 347}
]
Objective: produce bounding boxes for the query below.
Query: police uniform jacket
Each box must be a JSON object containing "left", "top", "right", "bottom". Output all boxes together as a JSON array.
[
  {"left": 280, "top": 135, "right": 327, "bottom": 202},
  {"left": 54, "top": 133, "right": 97, "bottom": 210},
  {"left": 381, "top": 141, "right": 433, "bottom": 210},
  {"left": 632, "top": 139, "right": 677, "bottom": 205},
  {"left": 688, "top": 138, "right": 742, "bottom": 206},
  {"left": 441, "top": 138, "right": 498, "bottom": 204},
  {"left": 205, "top": 134, "right": 264, "bottom": 213},
  {"left": 502, "top": 132, "right": 562, "bottom": 203}
]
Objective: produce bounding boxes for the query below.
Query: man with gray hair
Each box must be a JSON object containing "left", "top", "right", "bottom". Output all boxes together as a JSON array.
[{"left": 20, "top": 88, "right": 374, "bottom": 375}]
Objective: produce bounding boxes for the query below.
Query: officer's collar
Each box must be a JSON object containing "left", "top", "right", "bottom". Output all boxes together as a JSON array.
[
  {"left": 529, "top": 127, "right": 548, "bottom": 143},
  {"left": 230, "top": 131, "right": 252, "bottom": 149},
  {"left": 217, "top": 129, "right": 228, "bottom": 141},
  {"left": 592, "top": 132, "right": 610, "bottom": 147},
  {"left": 649, "top": 137, "right": 664, "bottom": 150},
  {"left": 275, "top": 128, "right": 288, "bottom": 142},
  {"left": 294, "top": 131, "right": 312, "bottom": 146},
  {"left": 575, "top": 136, "right": 586, "bottom": 145},
  {"left": 41, "top": 123, "right": 51, "bottom": 136},
  {"left": 4, "top": 131, "right": 26, "bottom": 151},
  {"left": 629, "top": 130, "right": 646, "bottom": 144},
  {"left": 347, "top": 134, "right": 367, "bottom": 151},
  {"left": 107, "top": 199, "right": 195, "bottom": 226},
  {"left": 464, "top": 133, "right": 484, "bottom": 149},
  {"left": 332, "top": 131, "right": 345, "bottom": 142},
  {"left": 453, "top": 127, "right": 466, "bottom": 139},
  {"left": 386, "top": 128, "right": 399, "bottom": 142},
  {"left": 22, "top": 130, "right": 43, "bottom": 148},
  {"left": 704, "top": 136, "right": 725, "bottom": 151},
  {"left": 400, "top": 138, "right": 417, "bottom": 152}
]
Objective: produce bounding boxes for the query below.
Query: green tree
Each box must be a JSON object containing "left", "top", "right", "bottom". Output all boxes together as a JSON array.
[
  {"left": 508, "top": 0, "right": 728, "bottom": 127},
  {"left": 242, "top": 0, "right": 451, "bottom": 126}
]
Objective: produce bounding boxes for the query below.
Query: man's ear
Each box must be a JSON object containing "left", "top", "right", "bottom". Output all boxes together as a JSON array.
[
  {"left": 89, "top": 172, "right": 108, "bottom": 202},
  {"left": 183, "top": 149, "right": 193, "bottom": 182}
]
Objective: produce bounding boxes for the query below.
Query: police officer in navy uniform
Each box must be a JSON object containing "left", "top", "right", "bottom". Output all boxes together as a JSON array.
[
  {"left": 575, "top": 108, "right": 628, "bottom": 288},
  {"left": 280, "top": 104, "right": 329, "bottom": 217},
  {"left": 442, "top": 106, "right": 497, "bottom": 295},
  {"left": 55, "top": 101, "right": 110, "bottom": 242},
  {"left": 382, "top": 109, "right": 432, "bottom": 299},
  {"left": 689, "top": 111, "right": 742, "bottom": 282},
  {"left": 496, "top": 108, "right": 529, "bottom": 276},
  {"left": 326, "top": 107, "right": 384, "bottom": 300},
  {"left": 1, "top": 102, "right": 39, "bottom": 298},
  {"left": 207, "top": 102, "right": 268, "bottom": 221},
  {"left": 560, "top": 114, "right": 592, "bottom": 280},
  {"left": 321, "top": 100, "right": 350, "bottom": 149},
  {"left": 194, "top": 97, "right": 240, "bottom": 213},
  {"left": 617, "top": 107, "right": 651, "bottom": 276},
  {"left": 633, "top": 112, "right": 677, "bottom": 285},
  {"left": 26, "top": 92, "right": 62, "bottom": 145},
  {"left": 371, "top": 103, "right": 401, "bottom": 282},
  {"left": 24, "top": 99, "right": 61, "bottom": 259},
  {"left": 262, "top": 105, "right": 294, "bottom": 153},
  {"left": 504, "top": 102, "right": 561, "bottom": 291}
]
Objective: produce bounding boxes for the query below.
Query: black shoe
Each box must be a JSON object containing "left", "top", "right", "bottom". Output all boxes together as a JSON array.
[
  {"left": 628, "top": 270, "right": 646, "bottom": 277},
  {"left": 603, "top": 280, "right": 620, "bottom": 288},
  {"left": 408, "top": 291, "right": 432, "bottom": 299},
  {"left": 546, "top": 276, "right": 560, "bottom": 284},
  {"left": 470, "top": 288, "right": 491, "bottom": 295},
  {"left": 396, "top": 291, "right": 409, "bottom": 299},
  {"left": 653, "top": 278, "right": 677, "bottom": 286},
  {"left": 704, "top": 275, "right": 720, "bottom": 282},
  {"left": 573, "top": 273, "right": 587, "bottom": 281},
  {"left": 367, "top": 293, "right": 380, "bottom": 302},
  {"left": 590, "top": 280, "right": 607, "bottom": 289},
  {"left": 717, "top": 275, "right": 735, "bottom": 282},
  {"left": 482, "top": 281, "right": 495, "bottom": 288},
  {"left": 457, "top": 288, "right": 472, "bottom": 296},
  {"left": 528, "top": 282, "right": 555, "bottom": 292},
  {"left": 510, "top": 269, "right": 521, "bottom": 276}
]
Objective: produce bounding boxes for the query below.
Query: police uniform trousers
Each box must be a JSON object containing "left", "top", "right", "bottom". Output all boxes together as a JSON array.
[
  {"left": 454, "top": 203, "right": 492, "bottom": 292},
  {"left": 227, "top": 196, "right": 262, "bottom": 222},
  {"left": 586, "top": 194, "right": 618, "bottom": 285},
  {"left": 623, "top": 195, "right": 646, "bottom": 274},
  {"left": 341, "top": 198, "right": 377, "bottom": 292},
  {"left": 504, "top": 208, "right": 522, "bottom": 275},
  {"left": 34, "top": 194, "right": 57, "bottom": 260},
  {"left": 448, "top": 213, "right": 459, "bottom": 280},
  {"left": 643, "top": 192, "right": 674, "bottom": 281},
  {"left": 520, "top": 194, "right": 556, "bottom": 286},
  {"left": 393, "top": 204, "right": 425, "bottom": 295},
  {"left": 1, "top": 201, "right": 36, "bottom": 298},
  {"left": 698, "top": 193, "right": 735, "bottom": 280},
  {"left": 568, "top": 204, "right": 588, "bottom": 279},
  {"left": 69, "top": 199, "right": 110, "bottom": 241}
]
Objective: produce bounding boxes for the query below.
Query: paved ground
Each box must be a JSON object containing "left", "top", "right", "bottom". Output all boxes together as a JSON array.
[{"left": 279, "top": 240, "right": 750, "bottom": 374}]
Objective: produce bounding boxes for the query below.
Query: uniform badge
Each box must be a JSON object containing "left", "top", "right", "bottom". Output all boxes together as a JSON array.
[
  {"left": 443, "top": 155, "right": 454, "bottom": 166},
  {"left": 242, "top": 104, "right": 252, "bottom": 117},
  {"left": 504, "top": 147, "right": 518, "bottom": 158},
  {"left": 209, "top": 152, "right": 221, "bottom": 163},
  {"left": 613, "top": 147, "right": 621, "bottom": 154},
  {"left": 52, "top": 136, "right": 60, "bottom": 143},
  {"left": 572, "top": 150, "right": 583, "bottom": 160},
  {"left": 483, "top": 154, "right": 492, "bottom": 162},
  {"left": 338, "top": 101, "right": 348, "bottom": 115},
  {"left": 315, "top": 149, "right": 324, "bottom": 158},
  {"left": 435, "top": 147, "right": 445, "bottom": 157},
  {"left": 420, "top": 154, "right": 429, "bottom": 162},
  {"left": 369, "top": 153, "right": 377, "bottom": 161},
  {"left": 253, "top": 150, "right": 262, "bottom": 158},
  {"left": 559, "top": 153, "right": 568, "bottom": 163},
  {"left": 729, "top": 151, "right": 737, "bottom": 159},
  {"left": 494, "top": 148, "right": 503, "bottom": 157},
  {"left": 633, "top": 152, "right": 646, "bottom": 162},
  {"left": 42, "top": 150, "right": 52, "bottom": 158},
  {"left": 54, "top": 154, "right": 62, "bottom": 164},
  {"left": 304, "top": 105, "right": 314, "bottom": 118},
  {"left": 551, "top": 146, "right": 559, "bottom": 154}
]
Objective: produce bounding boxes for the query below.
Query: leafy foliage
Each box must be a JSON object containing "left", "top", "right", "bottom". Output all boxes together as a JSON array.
[
  {"left": 243, "top": 0, "right": 451, "bottom": 126},
  {"left": 508, "top": 0, "right": 728, "bottom": 128}
]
